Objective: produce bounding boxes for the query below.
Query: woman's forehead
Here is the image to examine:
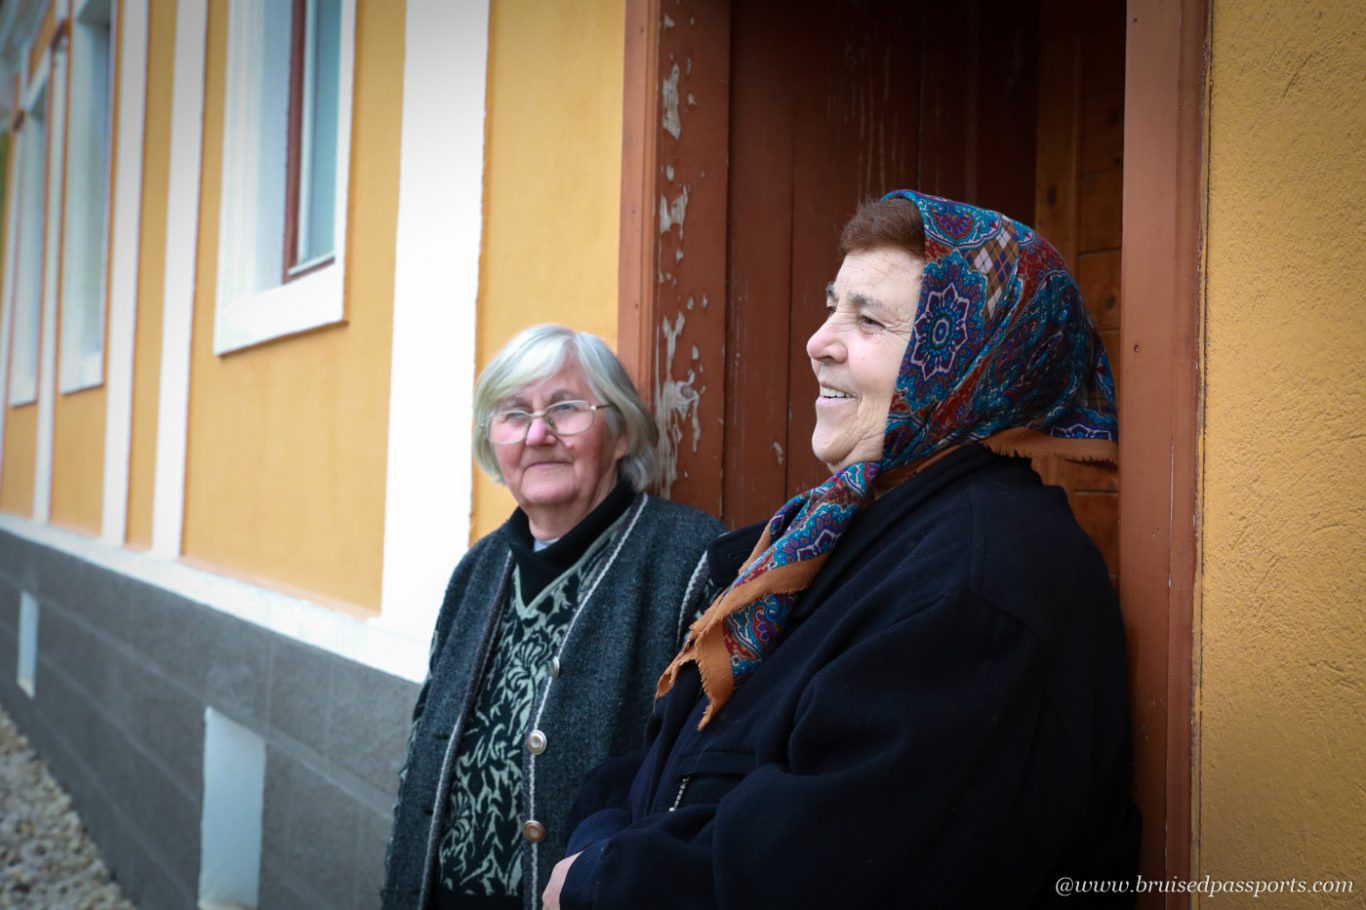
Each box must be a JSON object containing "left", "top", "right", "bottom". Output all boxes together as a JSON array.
[
  {"left": 504, "top": 362, "right": 592, "bottom": 403},
  {"left": 831, "top": 248, "right": 923, "bottom": 317}
]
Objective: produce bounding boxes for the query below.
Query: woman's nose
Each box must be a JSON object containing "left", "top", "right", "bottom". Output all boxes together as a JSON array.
[
  {"left": 806, "top": 315, "right": 843, "bottom": 362},
  {"left": 525, "top": 415, "right": 556, "bottom": 445}
]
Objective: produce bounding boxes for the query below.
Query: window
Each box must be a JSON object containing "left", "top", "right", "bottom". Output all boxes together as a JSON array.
[
  {"left": 199, "top": 708, "right": 265, "bottom": 909},
  {"left": 8, "top": 81, "right": 48, "bottom": 407},
  {"left": 59, "top": 0, "right": 116, "bottom": 393},
  {"left": 17, "top": 591, "right": 39, "bottom": 697},
  {"left": 214, "top": 0, "right": 354, "bottom": 354},
  {"left": 284, "top": 0, "right": 341, "bottom": 278}
]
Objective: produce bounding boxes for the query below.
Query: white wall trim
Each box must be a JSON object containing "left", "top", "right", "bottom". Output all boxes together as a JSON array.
[
  {"left": 33, "top": 35, "right": 69, "bottom": 523},
  {"left": 150, "top": 0, "right": 207, "bottom": 558},
  {"left": 212, "top": 0, "right": 355, "bottom": 356},
  {"left": 101, "top": 0, "right": 146, "bottom": 545},
  {"left": 213, "top": 260, "right": 344, "bottom": 353},
  {"left": 0, "top": 88, "right": 26, "bottom": 487},
  {"left": 377, "top": 0, "right": 490, "bottom": 640},
  {"left": 0, "top": 512, "right": 427, "bottom": 681}
]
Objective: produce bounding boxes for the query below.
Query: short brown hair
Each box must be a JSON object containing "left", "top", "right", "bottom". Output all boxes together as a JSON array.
[{"left": 839, "top": 196, "right": 926, "bottom": 260}]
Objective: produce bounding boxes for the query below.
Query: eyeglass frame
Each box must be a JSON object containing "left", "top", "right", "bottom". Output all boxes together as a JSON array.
[{"left": 485, "top": 400, "right": 618, "bottom": 445}]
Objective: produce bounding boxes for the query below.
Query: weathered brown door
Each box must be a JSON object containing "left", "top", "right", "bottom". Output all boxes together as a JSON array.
[
  {"left": 721, "top": 0, "right": 1042, "bottom": 526},
  {"left": 1031, "top": 0, "right": 1126, "bottom": 578},
  {"left": 622, "top": 1, "right": 1194, "bottom": 899}
]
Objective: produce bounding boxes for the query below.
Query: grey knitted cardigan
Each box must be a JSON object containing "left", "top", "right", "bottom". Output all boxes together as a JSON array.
[{"left": 381, "top": 492, "right": 724, "bottom": 910}]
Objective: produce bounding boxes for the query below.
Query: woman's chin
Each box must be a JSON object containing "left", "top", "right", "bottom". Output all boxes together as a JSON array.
[
  {"left": 515, "top": 479, "right": 586, "bottom": 516},
  {"left": 810, "top": 434, "right": 848, "bottom": 473}
]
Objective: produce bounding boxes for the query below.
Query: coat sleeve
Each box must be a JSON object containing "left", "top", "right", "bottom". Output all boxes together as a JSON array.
[{"left": 561, "top": 589, "right": 1116, "bottom": 909}]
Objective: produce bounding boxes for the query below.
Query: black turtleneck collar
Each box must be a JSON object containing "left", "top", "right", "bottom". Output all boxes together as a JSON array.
[{"left": 503, "top": 477, "right": 637, "bottom": 602}]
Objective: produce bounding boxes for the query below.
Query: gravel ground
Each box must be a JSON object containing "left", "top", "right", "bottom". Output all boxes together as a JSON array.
[{"left": 0, "top": 705, "right": 137, "bottom": 910}]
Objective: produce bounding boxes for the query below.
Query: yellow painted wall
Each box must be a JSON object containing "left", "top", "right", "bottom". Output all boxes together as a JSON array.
[
  {"left": 50, "top": 389, "right": 104, "bottom": 532},
  {"left": 179, "top": 0, "right": 402, "bottom": 611},
  {"left": 0, "top": 405, "right": 37, "bottom": 516},
  {"left": 1197, "top": 1, "right": 1366, "bottom": 900},
  {"left": 126, "top": 0, "right": 176, "bottom": 549},
  {"left": 471, "top": 0, "right": 625, "bottom": 540}
]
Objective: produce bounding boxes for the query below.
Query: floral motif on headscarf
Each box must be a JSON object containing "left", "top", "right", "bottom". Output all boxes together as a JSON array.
[{"left": 657, "top": 191, "right": 1118, "bottom": 728}]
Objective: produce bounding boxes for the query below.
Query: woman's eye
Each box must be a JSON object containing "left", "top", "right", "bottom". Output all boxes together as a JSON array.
[{"left": 859, "top": 315, "right": 884, "bottom": 328}]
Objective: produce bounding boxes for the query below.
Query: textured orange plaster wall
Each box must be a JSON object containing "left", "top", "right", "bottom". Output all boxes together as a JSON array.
[
  {"left": 470, "top": 0, "right": 625, "bottom": 541},
  {"left": 0, "top": 405, "right": 37, "bottom": 516},
  {"left": 1196, "top": 1, "right": 1366, "bottom": 902}
]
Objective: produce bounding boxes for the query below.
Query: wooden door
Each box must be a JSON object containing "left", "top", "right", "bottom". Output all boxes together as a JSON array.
[
  {"left": 722, "top": 0, "right": 1041, "bottom": 527},
  {"left": 1033, "top": 0, "right": 1126, "bottom": 578},
  {"left": 621, "top": 1, "right": 1197, "bottom": 899}
]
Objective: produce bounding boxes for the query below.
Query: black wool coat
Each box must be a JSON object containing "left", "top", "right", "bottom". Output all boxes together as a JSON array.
[{"left": 561, "top": 446, "right": 1141, "bottom": 909}]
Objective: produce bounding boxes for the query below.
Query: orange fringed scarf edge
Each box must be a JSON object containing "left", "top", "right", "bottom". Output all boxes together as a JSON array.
[
  {"left": 979, "top": 427, "right": 1118, "bottom": 466},
  {"left": 656, "top": 521, "right": 832, "bottom": 728}
]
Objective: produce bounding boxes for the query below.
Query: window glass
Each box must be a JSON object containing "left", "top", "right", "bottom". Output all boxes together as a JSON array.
[
  {"left": 60, "top": 0, "right": 115, "bottom": 392},
  {"left": 9, "top": 90, "right": 48, "bottom": 406},
  {"left": 293, "top": 0, "right": 341, "bottom": 269}
]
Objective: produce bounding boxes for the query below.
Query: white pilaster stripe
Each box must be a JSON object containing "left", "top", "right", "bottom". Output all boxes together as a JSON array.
[
  {"left": 100, "top": 0, "right": 148, "bottom": 545},
  {"left": 377, "top": 0, "right": 489, "bottom": 642},
  {"left": 150, "top": 0, "right": 206, "bottom": 559},
  {"left": 0, "top": 95, "right": 23, "bottom": 484},
  {"left": 32, "top": 33, "right": 69, "bottom": 524}
]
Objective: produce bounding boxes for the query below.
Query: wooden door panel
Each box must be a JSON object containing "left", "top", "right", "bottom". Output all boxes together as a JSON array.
[
  {"left": 724, "top": 0, "right": 799, "bottom": 522},
  {"left": 724, "top": 0, "right": 1037, "bottom": 526},
  {"left": 1033, "top": 0, "right": 1125, "bottom": 577},
  {"left": 783, "top": 0, "right": 925, "bottom": 504}
]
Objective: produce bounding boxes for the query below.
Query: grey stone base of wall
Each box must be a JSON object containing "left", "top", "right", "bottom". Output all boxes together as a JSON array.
[{"left": 0, "top": 529, "right": 421, "bottom": 910}]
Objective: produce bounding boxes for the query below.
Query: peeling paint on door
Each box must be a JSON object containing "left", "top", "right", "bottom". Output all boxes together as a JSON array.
[
  {"left": 662, "top": 63, "right": 682, "bottom": 139},
  {"left": 658, "top": 185, "right": 689, "bottom": 237},
  {"left": 653, "top": 312, "right": 704, "bottom": 497}
]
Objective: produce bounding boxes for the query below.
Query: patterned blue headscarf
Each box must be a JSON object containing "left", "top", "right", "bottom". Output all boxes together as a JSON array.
[{"left": 659, "top": 191, "right": 1118, "bottom": 727}]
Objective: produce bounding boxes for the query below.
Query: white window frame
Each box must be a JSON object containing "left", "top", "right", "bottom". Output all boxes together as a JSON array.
[
  {"left": 213, "top": 0, "right": 355, "bottom": 355},
  {"left": 8, "top": 63, "right": 52, "bottom": 407},
  {"left": 58, "top": 0, "right": 117, "bottom": 393}
]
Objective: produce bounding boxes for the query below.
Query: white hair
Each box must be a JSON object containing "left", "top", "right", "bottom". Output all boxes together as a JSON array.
[{"left": 472, "top": 325, "right": 660, "bottom": 491}]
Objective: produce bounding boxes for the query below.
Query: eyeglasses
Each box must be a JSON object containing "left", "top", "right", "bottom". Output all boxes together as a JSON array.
[{"left": 487, "top": 400, "right": 617, "bottom": 445}]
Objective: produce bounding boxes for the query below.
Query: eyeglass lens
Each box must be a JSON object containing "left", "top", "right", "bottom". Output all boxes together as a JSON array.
[{"left": 488, "top": 402, "right": 596, "bottom": 444}]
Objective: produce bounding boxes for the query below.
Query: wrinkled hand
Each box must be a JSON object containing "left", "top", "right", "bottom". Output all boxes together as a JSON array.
[{"left": 542, "top": 851, "right": 581, "bottom": 910}]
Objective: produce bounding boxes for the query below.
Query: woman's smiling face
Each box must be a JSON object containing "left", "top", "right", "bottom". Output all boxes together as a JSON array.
[
  {"left": 806, "top": 246, "right": 923, "bottom": 473},
  {"left": 492, "top": 358, "right": 628, "bottom": 535}
]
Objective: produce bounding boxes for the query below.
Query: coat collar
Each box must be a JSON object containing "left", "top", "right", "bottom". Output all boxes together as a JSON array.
[{"left": 790, "top": 445, "right": 999, "bottom": 623}]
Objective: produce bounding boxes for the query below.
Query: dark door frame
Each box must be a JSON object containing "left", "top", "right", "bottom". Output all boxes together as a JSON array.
[{"left": 617, "top": 0, "right": 1206, "bottom": 901}]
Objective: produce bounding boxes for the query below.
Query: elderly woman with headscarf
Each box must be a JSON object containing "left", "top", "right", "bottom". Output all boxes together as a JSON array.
[
  {"left": 382, "top": 325, "right": 724, "bottom": 910},
  {"left": 544, "top": 192, "right": 1141, "bottom": 909}
]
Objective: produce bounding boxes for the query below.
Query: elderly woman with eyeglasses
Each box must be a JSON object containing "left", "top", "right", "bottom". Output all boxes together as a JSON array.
[{"left": 382, "top": 325, "right": 724, "bottom": 910}]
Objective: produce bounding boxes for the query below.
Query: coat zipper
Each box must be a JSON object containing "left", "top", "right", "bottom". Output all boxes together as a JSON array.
[{"left": 669, "top": 775, "right": 692, "bottom": 812}]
